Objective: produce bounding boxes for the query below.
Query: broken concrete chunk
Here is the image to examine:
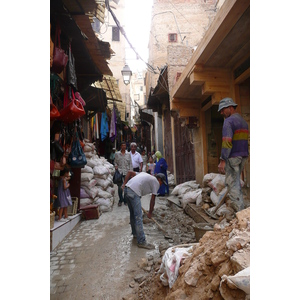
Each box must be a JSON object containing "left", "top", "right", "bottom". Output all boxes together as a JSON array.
[{"left": 184, "top": 262, "right": 202, "bottom": 286}]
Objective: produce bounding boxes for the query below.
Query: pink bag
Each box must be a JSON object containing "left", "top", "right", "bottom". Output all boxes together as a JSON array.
[
  {"left": 51, "top": 24, "right": 68, "bottom": 74},
  {"left": 75, "top": 91, "right": 86, "bottom": 106}
]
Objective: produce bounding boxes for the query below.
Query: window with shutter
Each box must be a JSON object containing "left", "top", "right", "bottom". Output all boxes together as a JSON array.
[{"left": 168, "top": 33, "right": 177, "bottom": 43}]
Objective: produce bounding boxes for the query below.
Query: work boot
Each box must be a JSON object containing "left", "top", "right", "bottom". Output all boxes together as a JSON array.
[{"left": 137, "top": 242, "right": 155, "bottom": 250}]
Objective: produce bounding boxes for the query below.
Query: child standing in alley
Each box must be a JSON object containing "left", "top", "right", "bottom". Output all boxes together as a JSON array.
[
  {"left": 57, "top": 167, "right": 72, "bottom": 222},
  {"left": 146, "top": 156, "right": 156, "bottom": 175}
]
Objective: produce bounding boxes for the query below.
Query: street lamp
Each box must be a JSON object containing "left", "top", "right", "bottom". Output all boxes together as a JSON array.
[{"left": 121, "top": 64, "right": 132, "bottom": 85}]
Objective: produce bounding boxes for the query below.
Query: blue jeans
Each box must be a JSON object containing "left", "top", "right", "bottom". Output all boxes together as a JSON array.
[
  {"left": 225, "top": 156, "right": 247, "bottom": 212},
  {"left": 124, "top": 187, "right": 146, "bottom": 245}
]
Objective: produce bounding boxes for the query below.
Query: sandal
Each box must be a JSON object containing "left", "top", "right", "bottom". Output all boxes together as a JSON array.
[{"left": 118, "top": 202, "right": 122, "bottom": 206}]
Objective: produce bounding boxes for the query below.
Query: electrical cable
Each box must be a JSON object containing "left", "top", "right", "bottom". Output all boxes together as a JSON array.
[{"left": 105, "top": 0, "right": 158, "bottom": 74}]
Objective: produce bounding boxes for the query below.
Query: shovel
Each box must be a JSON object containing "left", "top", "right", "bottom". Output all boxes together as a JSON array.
[
  {"left": 204, "top": 188, "right": 229, "bottom": 220},
  {"left": 141, "top": 207, "right": 169, "bottom": 237}
]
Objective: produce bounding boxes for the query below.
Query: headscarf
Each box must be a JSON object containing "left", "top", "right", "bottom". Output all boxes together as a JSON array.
[{"left": 155, "top": 151, "right": 162, "bottom": 162}]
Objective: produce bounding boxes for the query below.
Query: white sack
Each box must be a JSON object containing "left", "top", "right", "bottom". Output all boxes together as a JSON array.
[
  {"left": 82, "top": 186, "right": 98, "bottom": 199},
  {"left": 80, "top": 198, "right": 93, "bottom": 207},
  {"left": 97, "top": 188, "right": 112, "bottom": 199},
  {"left": 208, "top": 174, "right": 226, "bottom": 195},
  {"left": 180, "top": 189, "right": 202, "bottom": 209},
  {"left": 94, "top": 198, "right": 111, "bottom": 207},
  {"left": 202, "top": 173, "right": 219, "bottom": 187},
  {"left": 93, "top": 165, "right": 109, "bottom": 176},
  {"left": 95, "top": 178, "right": 111, "bottom": 190},
  {"left": 210, "top": 186, "right": 228, "bottom": 206},
  {"left": 81, "top": 173, "right": 94, "bottom": 182},
  {"left": 159, "top": 246, "right": 193, "bottom": 288},
  {"left": 220, "top": 267, "right": 250, "bottom": 296},
  {"left": 81, "top": 165, "right": 94, "bottom": 174},
  {"left": 80, "top": 179, "right": 97, "bottom": 189}
]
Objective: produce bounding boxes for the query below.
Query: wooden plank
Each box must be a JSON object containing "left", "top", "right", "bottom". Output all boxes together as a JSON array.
[
  {"left": 202, "top": 82, "right": 230, "bottom": 94},
  {"left": 170, "top": 100, "right": 201, "bottom": 117}
]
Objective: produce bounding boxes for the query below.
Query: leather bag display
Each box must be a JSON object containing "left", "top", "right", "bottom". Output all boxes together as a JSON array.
[
  {"left": 51, "top": 24, "right": 68, "bottom": 74},
  {"left": 66, "top": 44, "right": 77, "bottom": 90},
  {"left": 68, "top": 132, "right": 87, "bottom": 168},
  {"left": 59, "top": 86, "right": 85, "bottom": 123},
  {"left": 50, "top": 92, "right": 60, "bottom": 121}
]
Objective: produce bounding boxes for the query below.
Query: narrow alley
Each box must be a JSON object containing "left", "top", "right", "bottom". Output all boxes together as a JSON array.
[{"left": 50, "top": 191, "right": 171, "bottom": 300}]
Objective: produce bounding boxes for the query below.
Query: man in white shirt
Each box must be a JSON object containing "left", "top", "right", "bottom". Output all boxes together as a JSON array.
[
  {"left": 130, "top": 142, "right": 143, "bottom": 172},
  {"left": 122, "top": 171, "right": 167, "bottom": 249}
]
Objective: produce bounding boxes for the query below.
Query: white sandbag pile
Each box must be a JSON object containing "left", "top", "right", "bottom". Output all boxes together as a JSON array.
[
  {"left": 167, "top": 171, "right": 175, "bottom": 186},
  {"left": 170, "top": 173, "right": 244, "bottom": 218},
  {"left": 171, "top": 181, "right": 202, "bottom": 209},
  {"left": 80, "top": 141, "right": 115, "bottom": 212}
]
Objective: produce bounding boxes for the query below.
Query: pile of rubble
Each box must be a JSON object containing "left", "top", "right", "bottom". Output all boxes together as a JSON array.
[{"left": 124, "top": 207, "right": 250, "bottom": 300}]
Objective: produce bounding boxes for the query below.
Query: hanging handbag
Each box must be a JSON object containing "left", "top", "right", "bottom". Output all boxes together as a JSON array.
[
  {"left": 51, "top": 23, "right": 68, "bottom": 74},
  {"left": 66, "top": 43, "right": 78, "bottom": 90},
  {"left": 59, "top": 86, "right": 85, "bottom": 123},
  {"left": 74, "top": 91, "right": 86, "bottom": 106},
  {"left": 50, "top": 91, "right": 60, "bottom": 121},
  {"left": 68, "top": 132, "right": 87, "bottom": 168},
  {"left": 50, "top": 140, "right": 64, "bottom": 162}
]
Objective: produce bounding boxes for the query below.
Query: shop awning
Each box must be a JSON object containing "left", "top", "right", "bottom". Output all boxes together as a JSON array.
[
  {"left": 140, "top": 111, "right": 154, "bottom": 125},
  {"left": 147, "top": 65, "right": 169, "bottom": 112},
  {"left": 50, "top": 0, "right": 113, "bottom": 91},
  {"left": 93, "top": 76, "right": 122, "bottom": 102},
  {"left": 81, "top": 86, "right": 107, "bottom": 115}
]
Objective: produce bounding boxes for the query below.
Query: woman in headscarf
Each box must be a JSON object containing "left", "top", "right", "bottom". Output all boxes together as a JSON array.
[{"left": 154, "top": 151, "right": 169, "bottom": 196}]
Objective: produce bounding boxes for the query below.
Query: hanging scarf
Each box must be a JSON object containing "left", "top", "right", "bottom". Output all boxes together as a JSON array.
[
  {"left": 109, "top": 106, "right": 117, "bottom": 142},
  {"left": 100, "top": 111, "right": 109, "bottom": 141}
]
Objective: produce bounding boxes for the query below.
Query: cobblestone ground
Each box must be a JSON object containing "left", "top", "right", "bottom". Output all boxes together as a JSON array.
[{"left": 50, "top": 191, "right": 165, "bottom": 300}]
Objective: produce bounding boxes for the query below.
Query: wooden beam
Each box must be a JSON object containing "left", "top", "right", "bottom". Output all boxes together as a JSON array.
[
  {"left": 234, "top": 68, "right": 250, "bottom": 84},
  {"left": 202, "top": 81, "right": 230, "bottom": 94},
  {"left": 171, "top": 100, "right": 201, "bottom": 117},
  {"left": 189, "top": 66, "right": 231, "bottom": 86},
  {"left": 201, "top": 93, "right": 222, "bottom": 112}
]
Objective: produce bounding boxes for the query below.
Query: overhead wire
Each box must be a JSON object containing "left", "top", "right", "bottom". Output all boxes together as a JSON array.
[{"left": 105, "top": 0, "right": 158, "bottom": 74}]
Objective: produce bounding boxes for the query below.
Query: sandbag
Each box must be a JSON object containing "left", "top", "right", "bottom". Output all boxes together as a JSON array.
[
  {"left": 210, "top": 186, "right": 228, "bottom": 206},
  {"left": 94, "top": 198, "right": 111, "bottom": 207},
  {"left": 171, "top": 181, "right": 199, "bottom": 196},
  {"left": 93, "top": 165, "right": 109, "bottom": 176},
  {"left": 81, "top": 173, "right": 93, "bottom": 182},
  {"left": 180, "top": 189, "right": 202, "bottom": 209},
  {"left": 97, "top": 188, "right": 112, "bottom": 199},
  {"left": 83, "top": 143, "right": 95, "bottom": 152},
  {"left": 159, "top": 246, "right": 193, "bottom": 288},
  {"left": 82, "top": 186, "right": 98, "bottom": 199},
  {"left": 208, "top": 174, "right": 226, "bottom": 195},
  {"left": 80, "top": 179, "right": 97, "bottom": 189},
  {"left": 220, "top": 267, "right": 250, "bottom": 297},
  {"left": 80, "top": 198, "right": 93, "bottom": 207},
  {"left": 80, "top": 187, "right": 90, "bottom": 199},
  {"left": 202, "top": 173, "right": 219, "bottom": 187},
  {"left": 95, "top": 178, "right": 111, "bottom": 190},
  {"left": 81, "top": 165, "right": 94, "bottom": 174},
  {"left": 86, "top": 158, "right": 100, "bottom": 168}
]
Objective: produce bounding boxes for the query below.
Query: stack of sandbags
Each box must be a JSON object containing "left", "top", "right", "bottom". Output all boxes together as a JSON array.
[
  {"left": 80, "top": 141, "right": 115, "bottom": 212},
  {"left": 202, "top": 173, "right": 245, "bottom": 218},
  {"left": 171, "top": 181, "right": 202, "bottom": 209},
  {"left": 167, "top": 171, "right": 175, "bottom": 186}
]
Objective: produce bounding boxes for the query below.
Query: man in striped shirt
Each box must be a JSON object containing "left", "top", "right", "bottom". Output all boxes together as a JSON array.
[{"left": 218, "top": 97, "right": 249, "bottom": 212}]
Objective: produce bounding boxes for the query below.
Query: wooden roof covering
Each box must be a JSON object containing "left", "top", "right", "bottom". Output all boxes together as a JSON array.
[
  {"left": 170, "top": 0, "right": 250, "bottom": 111},
  {"left": 51, "top": 0, "right": 113, "bottom": 91}
]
